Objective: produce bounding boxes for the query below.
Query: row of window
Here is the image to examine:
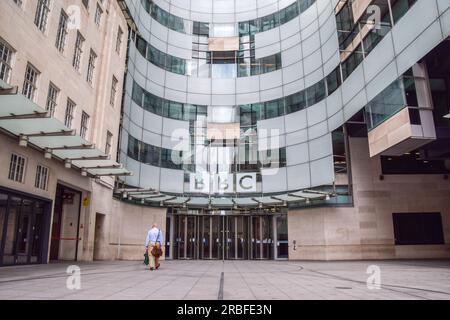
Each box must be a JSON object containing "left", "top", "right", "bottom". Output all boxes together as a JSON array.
[
  {"left": 336, "top": 0, "right": 418, "bottom": 81},
  {"left": 128, "top": 135, "right": 184, "bottom": 170},
  {"left": 32, "top": 0, "right": 104, "bottom": 33},
  {"left": 0, "top": 37, "right": 118, "bottom": 143},
  {"left": 130, "top": 1, "right": 418, "bottom": 121},
  {"left": 138, "top": 0, "right": 316, "bottom": 36},
  {"left": 132, "top": 81, "right": 207, "bottom": 121},
  {"left": 239, "top": 0, "right": 316, "bottom": 36},
  {"left": 133, "top": 33, "right": 282, "bottom": 78},
  {"left": 140, "top": 0, "right": 188, "bottom": 34},
  {"left": 130, "top": 66, "right": 341, "bottom": 123},
  {"left": 8, "top": 153, "right": 49, "bottom": 191},
  {"left": 16, "top": 61, "right": 117, "bottom": 143},
  {"left": 127, "top": 135, "right": 287, "bottom": 172},
  {"left": 190, "top": 52, "right": 282, "bottom": 78},
  {"left": 9, "top": 0, "right": 123, "bottom": 84},
  {"left": 134, "top": 33, "right": 187, "bottom": 75}
]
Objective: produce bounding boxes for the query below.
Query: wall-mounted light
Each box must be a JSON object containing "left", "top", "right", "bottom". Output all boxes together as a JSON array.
[
  {"left": 283, "top": 200, "right": 287, "bottom": 207},
  {"left": 141, "top": 198, "right": 145, "bottom": 204},
  {"left": 44, "top": 148, "right": 52, "bottom": 159},
  {"left": 306, "top": 198, "right": 311, "bottom": 205},
  {"left": 160, "top": 201, "right": 164, "bottom": 207},
  {"left": 444, "top": 112, "right": 450, "bottom": 119},
  {"left": 81, "top": 168, "right": 88, "bottom": 177},
  {"left": 19, "top": 135, "right": 28, "bottom": 147},
  {"left": 122, "top": 192, "right": 128, "bottom": 199},
  {"left": 325, "top": 194, "right": 330, "bottom": 201},
  {"left": 64, "top": 159, "right": 72, "bottom": 169},
  {"left": 258, "top": 202, "right": 263, "bottom": 209}
]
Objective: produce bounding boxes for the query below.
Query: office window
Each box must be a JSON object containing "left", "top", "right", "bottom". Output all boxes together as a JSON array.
[
  {"left": 86, "top": 49, "right": 97, "bottom": 84},
  {"left": 94, "top": 4, "right": 103, "bottom": 27},
  {"left": 306, "top": 80, "right": 326, "bottom": 107},
  {"left": 110, "top": 76, "right": 118, "bottom": 106},
  {"left": 105, "top": 131, "right": 113, "bottom": 155},
  {"left": 80, "top": 111, "right": 89, "bottom": 138},
  {"left": 393, "top": 213, "right": 444, "bottom": 245},
  {"left": 0, "top": 39, "right": 14, "bottom": 83},
  {"left": 72, "top": 32, "right": 85, "bottom": 71},
  {"left": 35, "top": 165, "right": 49, "bottom": 190},
  {"left": 45, "top": 83, "right": 59, "bottom": 117},
  {"left": 64, "top": 99, "right": 76, "bottom": 128},
  {"left": 55, "top": 10, "right": 69, "bottom": 52},
  {"left": 34, "top": 0, "right": 51, "bottom": 33},
  {"left": 22, "top": 63, "right": 40, "bottom": 101},
  {"left": 116, "top": 27, "right": 123, "bottom": 54},
  {"left": 8, "top": 153, "right": 26, "bottom": 183}
]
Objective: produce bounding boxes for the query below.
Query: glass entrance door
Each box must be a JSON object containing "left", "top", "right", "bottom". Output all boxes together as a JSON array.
[
  {"left": 250, "top": 215, "right": 273, "bottom": 260},
  {"left": 0, "top": 189, "right": 51, "bottom": 266},
  {"left": 15, "top": 199, "right": 33, "bottom": 264},
  {"left": 172, "top": 213, "right": 276, "bottom": 260},
  {"left": 226, "top": 216, "right": 248, "bottom": 259}
]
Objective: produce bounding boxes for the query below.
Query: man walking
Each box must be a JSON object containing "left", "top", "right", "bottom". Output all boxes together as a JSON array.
[{"left": 145, "top": 223, "right": 163, "bottom": 271}]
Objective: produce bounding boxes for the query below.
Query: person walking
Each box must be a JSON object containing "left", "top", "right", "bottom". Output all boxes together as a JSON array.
[{"left": 145, "top": 223, "right": 163, "bottom": 271}]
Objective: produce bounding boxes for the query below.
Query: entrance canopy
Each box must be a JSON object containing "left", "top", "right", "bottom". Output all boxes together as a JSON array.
[
  {"left": 0, "top": 85, "right": 132, "bottom": 179},
  {"left": 114, "top": 187, "right": 335, "bottom": 210}
]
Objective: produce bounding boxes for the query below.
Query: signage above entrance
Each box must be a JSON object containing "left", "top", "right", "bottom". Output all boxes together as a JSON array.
[{"left": 189, "top": 172, "right": 257, "bottom": 194}]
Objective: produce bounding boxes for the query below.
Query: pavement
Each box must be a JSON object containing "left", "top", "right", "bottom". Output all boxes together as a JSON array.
[{"left": 0, "top": 260, "right": 450, "bottom": 300}]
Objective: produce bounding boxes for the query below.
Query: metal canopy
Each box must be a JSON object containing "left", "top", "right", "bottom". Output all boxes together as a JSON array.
[
  {"left": 0, "top": 91, "right": 132, "bottom": 178},
  {"left": 114, "top": 188, "right": 336, "bottom": 210}
]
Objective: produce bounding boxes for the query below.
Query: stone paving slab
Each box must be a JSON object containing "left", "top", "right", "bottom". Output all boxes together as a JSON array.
[{"left": 0, "top": 260, "right": 449, "bottom": 300}]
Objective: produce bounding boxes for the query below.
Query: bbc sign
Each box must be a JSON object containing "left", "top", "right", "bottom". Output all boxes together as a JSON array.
[{"left": 190, "top": 173, "right": 256, "bottom": 193}]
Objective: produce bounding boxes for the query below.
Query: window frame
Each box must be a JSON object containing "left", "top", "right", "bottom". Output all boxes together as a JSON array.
[
  {"left": 34, "top": 0, "right": 51, "bottom": 33},
  {"left": 80, "top": 111, "right": 90, "bottom": 139},
  {"left": 35, "top": 164, "right": 50, "bottom": 190},
  {"left": 0, "top": 38, "right": 14, "bottom": 83},
  {"left": 45, "top": 82, "right": 59, "bottom": 117},
  {"left": 55, "top": 9, "right": 69, "bottom": 53},
  {"left": 64, "top": 98, "right": 76, "bottom": 128},
  {"left": 22, "top": 63, "right": 40, "bottom": 101},
  {"left": 8, "top": 153, "right": 27, "bottom": 183}
]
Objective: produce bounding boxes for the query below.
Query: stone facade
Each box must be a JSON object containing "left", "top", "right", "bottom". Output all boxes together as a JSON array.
[{"left": 288, "top": 137, "right": 450, "bottom": 260}]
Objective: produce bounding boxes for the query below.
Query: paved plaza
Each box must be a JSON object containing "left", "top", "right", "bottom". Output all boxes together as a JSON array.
[{"left": 0, "top": 260, "right": 450, "bottom": 300}]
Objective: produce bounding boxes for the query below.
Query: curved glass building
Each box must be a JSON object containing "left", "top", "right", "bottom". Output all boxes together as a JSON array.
[{"left": 111, "top": 0, "right": 450, "bottom": 260}]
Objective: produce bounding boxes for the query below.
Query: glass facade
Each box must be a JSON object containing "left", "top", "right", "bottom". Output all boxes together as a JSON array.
[
  {"left": 365, "top": 71, "right": 419, "bottom": 130},
  {"left": 238, "top": 0, "right": 316, "bottom": 36},
  {"left": 127, "top": 134, "right": 287, "bottom": 174},
  {"left": 336, "top": 0, "right": 417, "bottom": 80},
  {"left": 139, "top": 0, "right": 317, "bottom": 36},
  {"left": 120, "top": 0, "right": 421, "bottom": 201}
]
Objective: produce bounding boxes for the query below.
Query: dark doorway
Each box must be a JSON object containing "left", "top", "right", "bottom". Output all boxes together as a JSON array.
[
  {"left": 49, "top": 184, "right": 81, "bottom": 261},
  {"left": 93, "top": 213, "right": 105, "bottom": 260},
  {"left": 0, "top": 187, "right": 51, "bottom": 266}
]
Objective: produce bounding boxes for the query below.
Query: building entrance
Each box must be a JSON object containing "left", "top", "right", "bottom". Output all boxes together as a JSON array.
[
  {"left": 171, "top": 212, "right": 287, "bottom": 260},
  {"left": 0, "top": 188, "right": 51, "bottom": 266}
]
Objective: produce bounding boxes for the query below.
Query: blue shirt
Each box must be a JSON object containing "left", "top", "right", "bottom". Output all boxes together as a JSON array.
[{"left": 145, "top": 227, "right": 163, "bottom": 246}]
